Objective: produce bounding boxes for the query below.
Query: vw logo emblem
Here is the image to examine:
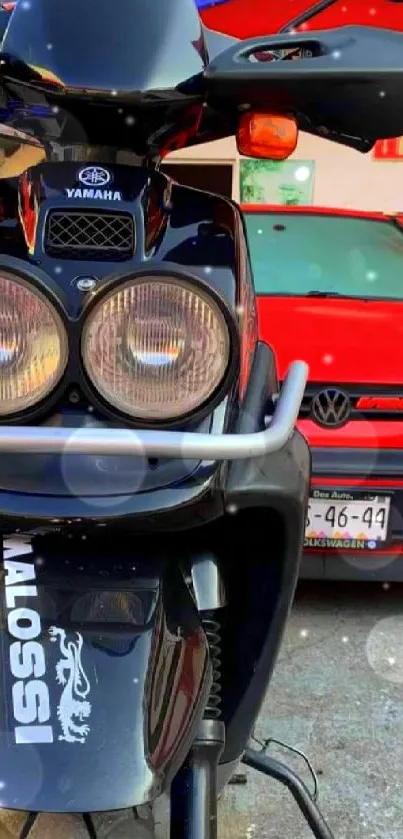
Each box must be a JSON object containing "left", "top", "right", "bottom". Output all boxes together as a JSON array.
[
  {"left": 78, "top": 166, "right": 112, "bottom": 187},
  {"left": 311, "top": 388, "right": 351, "bottom": 428}
]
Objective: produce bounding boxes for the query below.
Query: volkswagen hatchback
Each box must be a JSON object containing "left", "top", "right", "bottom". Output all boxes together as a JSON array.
[{"left": 243, "top": 205, "right": 403, "bottom": 581}]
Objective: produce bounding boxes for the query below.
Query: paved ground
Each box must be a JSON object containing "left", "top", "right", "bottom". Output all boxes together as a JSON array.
[{"left": 219, "top": 580, "right": 403, "bottom": 839}]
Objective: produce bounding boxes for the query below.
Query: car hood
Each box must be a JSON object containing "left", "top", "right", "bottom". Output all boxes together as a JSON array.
[
  {"left": 199, "top": 0, "right": 403, "bottom": 39},
  {"left": 257, "top": 296, "right": 403, "bottom": 385}
]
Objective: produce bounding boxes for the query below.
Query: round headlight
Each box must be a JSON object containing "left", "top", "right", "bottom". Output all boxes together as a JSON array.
[
  {"left": 82, "top": 276, "right": 231, "bottom": 420},
  {"left": 0, "top": 273, "right": 68, "bottom": 415}
]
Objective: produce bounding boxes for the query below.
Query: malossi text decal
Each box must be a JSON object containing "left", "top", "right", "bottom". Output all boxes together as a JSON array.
[
  {"left": 2, "top": 538, "right": 92, "bottom": 745},
  {"left": 4, "top": 539, "right": 53, "bottom": 745}
]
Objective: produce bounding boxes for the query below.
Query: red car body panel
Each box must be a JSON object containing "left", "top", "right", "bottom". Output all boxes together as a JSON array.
[
  {"left": 200, "top": 0, "right": 403, "bottom": 38},
  {"left": 201, "top": 0, "right": 312, "bottom": 37},
  {"left": 298, "top": 420, "right": 403, "bottom": 450},
  {"left": 258, "top": 295, "right": 403, "bottom": 387},
  {"left": 243, "top": 205, "right": 392, "bottom": 221}
]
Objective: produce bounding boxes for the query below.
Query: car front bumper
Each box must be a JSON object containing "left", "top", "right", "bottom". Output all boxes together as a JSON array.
[{"left": 301, "top": 445, "right": 403, "bottom": 581}]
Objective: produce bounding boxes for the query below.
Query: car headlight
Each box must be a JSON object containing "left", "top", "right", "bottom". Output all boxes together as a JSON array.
[
  {"left": 82, "top": 275, "right": 231, "bottom": 420},
  {"left": 0, "top": 273, "right": 68, "bottom": 415}
]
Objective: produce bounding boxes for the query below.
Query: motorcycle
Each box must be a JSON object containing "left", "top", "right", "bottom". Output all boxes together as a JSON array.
[{"left": 0, "top": 2, "right": 401, "bottom": 837}]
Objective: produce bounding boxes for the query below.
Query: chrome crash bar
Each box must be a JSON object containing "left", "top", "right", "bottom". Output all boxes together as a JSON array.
[{"left": 0, "top": 361, "right": 308, "bottom": 460}]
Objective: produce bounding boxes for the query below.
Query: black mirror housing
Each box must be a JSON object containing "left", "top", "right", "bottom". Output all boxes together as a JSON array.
[{"left": 204, "top": 26, "right": 403, "bottom": 152}]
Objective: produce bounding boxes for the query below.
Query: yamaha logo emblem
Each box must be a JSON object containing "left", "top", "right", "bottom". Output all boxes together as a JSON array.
[
  {"left": 78, "top": 166, "right": 112, "bottom": 187},
  {"left": 311, "top": 388, "right": 351, "bottom": 428},
  {"left": 66, "top": 166, "right": 122, "bottom": 200}
]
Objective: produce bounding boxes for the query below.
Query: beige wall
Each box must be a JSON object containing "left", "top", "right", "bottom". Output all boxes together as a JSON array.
[{"left": 168, "top": 132, "right": 403, "bottom": 213}]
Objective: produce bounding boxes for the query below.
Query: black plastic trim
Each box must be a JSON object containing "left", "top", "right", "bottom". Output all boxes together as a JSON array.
[
  {"left": 220, "top": 428, "right": 311, "bottom": 766},
  {"left": 235, "top": 341, "right": 278, "bottom": 433},
  {"left": 312, "top": 447, "right": 403, "bottom": 478},
  {"left": 204, "top": 26, "right": 403, "bottom": 150}
]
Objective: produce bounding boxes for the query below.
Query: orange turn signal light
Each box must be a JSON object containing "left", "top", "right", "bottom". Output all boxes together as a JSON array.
[{"left": 236, "top": 111, "right": 298, "bottom": 160}]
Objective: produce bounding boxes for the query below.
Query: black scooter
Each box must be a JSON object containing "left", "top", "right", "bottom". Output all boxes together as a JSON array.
[{"left": 0, "top": 2, "right": 400, "bottom": 837}]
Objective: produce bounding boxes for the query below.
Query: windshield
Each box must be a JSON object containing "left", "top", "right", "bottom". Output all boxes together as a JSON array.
[
  {"left": 244, "top": 211, "right": 403, "bottom": 300},
  {"left": 2, "top": 0, "right": 205, "bottom": 94}
]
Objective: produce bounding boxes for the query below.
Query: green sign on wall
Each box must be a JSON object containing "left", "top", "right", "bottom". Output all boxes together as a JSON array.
[{"left": 240, "top": 159, "right": 315, "bottom": 205}]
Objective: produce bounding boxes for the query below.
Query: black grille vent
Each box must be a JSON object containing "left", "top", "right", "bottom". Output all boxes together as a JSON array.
[
  {"left": 45, "top": 210, "right": 135, "bottom": 261},
  {"left": 300, "top": 384, "right": 403, "bottom": 422}
]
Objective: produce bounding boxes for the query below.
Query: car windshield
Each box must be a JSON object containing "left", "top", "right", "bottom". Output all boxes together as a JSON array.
[{"left": 244, "top": 211, "right": 403, "bottom": 300}]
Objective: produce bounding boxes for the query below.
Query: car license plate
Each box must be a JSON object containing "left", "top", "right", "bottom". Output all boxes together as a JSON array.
[{"left": 305, "top": 491, "right": 391, "bottom": 549}]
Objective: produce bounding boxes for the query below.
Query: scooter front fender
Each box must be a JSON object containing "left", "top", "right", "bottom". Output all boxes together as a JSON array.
[{"left": 0, "top": 537, "right": 211, "bottom": 812}]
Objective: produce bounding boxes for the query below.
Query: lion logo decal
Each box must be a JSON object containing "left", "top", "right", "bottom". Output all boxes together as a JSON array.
[{"left": 49, "top": 626, "right": 92, "bottom": 744}]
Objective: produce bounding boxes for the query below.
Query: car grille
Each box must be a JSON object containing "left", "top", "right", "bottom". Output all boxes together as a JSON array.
[
  {"left": 300, "top": 385, "right": 403, "bottom": 422},
  {"left": 45, "top": 210, "right": 135, "bottom": 260}
]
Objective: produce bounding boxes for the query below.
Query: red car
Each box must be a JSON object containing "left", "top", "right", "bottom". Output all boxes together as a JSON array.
[
  {"left": 242, "top": 205, "right": 403, "bottom": 581},
  {"left": 200, "top": 0, "right": 403, "bottom": 580}
]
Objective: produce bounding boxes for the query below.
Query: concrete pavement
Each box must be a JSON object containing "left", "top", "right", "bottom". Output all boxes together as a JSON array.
[{"left": 219, "top": 580, "right": 403, "bottom": 839}]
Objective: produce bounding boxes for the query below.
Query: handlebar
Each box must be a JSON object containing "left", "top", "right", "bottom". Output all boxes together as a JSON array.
[{"left": 0, "top": 361, "right": 308, "bottom": 459}]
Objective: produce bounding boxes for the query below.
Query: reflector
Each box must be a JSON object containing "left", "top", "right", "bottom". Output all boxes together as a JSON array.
[{"left": 236, "top": 111, "right": 298, "bottom": 159}]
